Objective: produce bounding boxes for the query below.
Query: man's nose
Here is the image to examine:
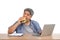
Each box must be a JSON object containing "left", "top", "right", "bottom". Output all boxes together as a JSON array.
[{"left": 24, "top": 15, "right": 27, "bottom": 17}]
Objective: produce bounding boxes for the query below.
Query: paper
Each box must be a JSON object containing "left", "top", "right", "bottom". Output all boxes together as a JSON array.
[{"left": 8, "top": 33, "right": 23, "bottom": 36}]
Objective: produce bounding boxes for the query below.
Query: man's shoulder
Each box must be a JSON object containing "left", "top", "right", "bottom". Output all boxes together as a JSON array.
[{"left": 31, "top": 20, "right": 39, "bottom": 24}]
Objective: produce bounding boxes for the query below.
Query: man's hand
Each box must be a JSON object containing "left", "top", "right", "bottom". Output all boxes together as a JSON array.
[{"left": 17, "top": 17, "right": 26, "bottom": 24}]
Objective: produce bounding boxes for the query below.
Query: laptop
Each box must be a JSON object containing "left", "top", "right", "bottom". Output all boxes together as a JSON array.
[
  {"left": 40, "top": 24, "right": 55, "bottom": 36},
  {"left": 33, "top": 24, "right": 55, "bottom": 36}
]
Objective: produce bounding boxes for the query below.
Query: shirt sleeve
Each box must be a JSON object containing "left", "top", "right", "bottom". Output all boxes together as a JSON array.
[{"left": 32, "top": 20, "right": 42, "bottom": 34}]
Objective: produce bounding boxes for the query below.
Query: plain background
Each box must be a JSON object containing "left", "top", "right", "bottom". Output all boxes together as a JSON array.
[{"left": 0, "top": 0, "right": 60, "bottom": 34}]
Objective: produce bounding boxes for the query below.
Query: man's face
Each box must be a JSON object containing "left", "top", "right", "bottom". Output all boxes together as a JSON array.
[{"left": 23, "top": 11, "right": 32, "bottom": 21}]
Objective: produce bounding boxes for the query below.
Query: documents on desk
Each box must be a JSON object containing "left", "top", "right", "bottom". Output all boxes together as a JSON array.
[{"left": 8, "top": 33, "right": 23, "bottom": 36}]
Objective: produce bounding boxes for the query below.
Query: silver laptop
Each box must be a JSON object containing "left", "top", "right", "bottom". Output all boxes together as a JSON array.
[{"left": 40, "top": 24, "right": 55, "bottom": 36}]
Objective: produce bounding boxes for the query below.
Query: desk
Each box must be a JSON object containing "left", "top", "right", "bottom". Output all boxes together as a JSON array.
[{"left": 0, "top": 34, "right": 60, "bottom": 40}]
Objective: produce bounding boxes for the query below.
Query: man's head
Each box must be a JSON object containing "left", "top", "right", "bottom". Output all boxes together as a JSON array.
[{"left": 23, "top": 8, "right": 34, "bottom": 21}]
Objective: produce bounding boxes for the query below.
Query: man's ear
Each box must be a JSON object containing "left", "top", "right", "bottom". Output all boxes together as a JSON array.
[
  {"left": 30, "top": 15, "right": 32, "bottom": 17},
  {"left": 30, "top": 16, "right": 32, "bottom": 18}
]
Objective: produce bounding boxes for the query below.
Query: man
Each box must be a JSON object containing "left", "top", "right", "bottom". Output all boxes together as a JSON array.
[{"left": 8, "top": 8, "right": 42, "bottom": 35}]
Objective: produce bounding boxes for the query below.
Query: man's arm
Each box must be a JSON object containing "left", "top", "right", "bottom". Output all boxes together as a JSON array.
[
  {"left": 8, "top": 21, "right": 21, "bottom": 34},
  {"left": 8, "top": 17, "right": 27, "bottom": 34},
  {"left": 35, "top": 22, "right": 42, "bottom": 34},
  {"left": 32, "top": 20, "right": 42, "bottom": 34}
]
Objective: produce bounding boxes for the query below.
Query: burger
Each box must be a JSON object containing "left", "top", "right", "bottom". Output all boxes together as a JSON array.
[{"left": 21, "top": 17, "right": 27, "bottom": 23}]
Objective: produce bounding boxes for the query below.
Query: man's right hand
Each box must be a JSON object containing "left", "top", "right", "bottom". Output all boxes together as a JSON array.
[{"left": 17, "top": 17, "right": 26, "bottom": 24}]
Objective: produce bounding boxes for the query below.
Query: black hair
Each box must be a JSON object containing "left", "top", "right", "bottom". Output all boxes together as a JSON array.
[{"left": 24, "top": 8, "right": 34, "bottom": 16}]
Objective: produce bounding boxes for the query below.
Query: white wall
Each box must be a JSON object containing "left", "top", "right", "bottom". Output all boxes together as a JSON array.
[{"left": 0, "top": 0, "right": 60, "bottom": 34}]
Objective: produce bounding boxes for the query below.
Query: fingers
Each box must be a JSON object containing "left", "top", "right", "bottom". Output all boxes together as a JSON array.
[{"left": 18, "top": 17, "right": 26, "bottom": 24}]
